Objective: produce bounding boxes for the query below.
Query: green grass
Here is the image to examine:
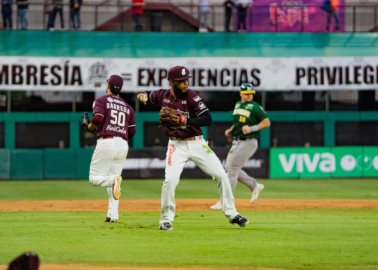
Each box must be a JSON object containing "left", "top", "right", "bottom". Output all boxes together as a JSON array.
[
  {"left": 1, "top": 179, "right": 378, "bottom": 200},
  {"left": 0, "top": 179, "right": 377, "bottom": 270}
]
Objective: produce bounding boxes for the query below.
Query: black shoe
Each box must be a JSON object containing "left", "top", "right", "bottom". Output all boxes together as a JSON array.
[
  {"left": 104, "top": 217, "right": 118, "bottom": 223},
  {"left": 230, "top": 214, "right": 249, "bottom": 227},
  {"left": 159, "top": 222, "right": 173, "bottom": 231}
]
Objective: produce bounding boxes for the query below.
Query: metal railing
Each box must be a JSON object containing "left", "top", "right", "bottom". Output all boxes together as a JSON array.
[{"left": 1, "top": 2, "right": 377, "bottom": 32}]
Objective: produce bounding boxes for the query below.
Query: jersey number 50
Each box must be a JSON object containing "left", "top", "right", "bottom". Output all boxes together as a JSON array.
[{"left": 110, "top": 110, "right": 126, "bottom": 126}]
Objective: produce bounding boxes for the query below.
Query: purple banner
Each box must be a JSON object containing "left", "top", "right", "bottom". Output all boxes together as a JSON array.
[{"left": 234, "top": 0, "right": 345, "bottom": 32}]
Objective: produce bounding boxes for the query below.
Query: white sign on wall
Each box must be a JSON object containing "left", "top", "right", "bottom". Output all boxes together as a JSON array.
[{"left": 1, "top": 56, "right": 377, "bottom": 91}]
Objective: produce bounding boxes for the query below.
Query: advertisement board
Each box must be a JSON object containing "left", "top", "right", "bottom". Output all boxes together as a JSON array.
[
  {"left": 270, "top": 147, "right": 378, "bottom": 178},
  {"left": 1, "top": 56, "right": 377, "bottom": 91},
  {"left": 122, "top": 148, "right": 269, "bottom": 179},
  {"left": 248, "top": 0, "right": 345, "bottom": 32}
]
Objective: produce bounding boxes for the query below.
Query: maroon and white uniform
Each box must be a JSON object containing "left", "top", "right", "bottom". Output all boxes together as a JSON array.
[
  {"left": 151, "top": 89, "right": 205, "bottom": 138},
  {"left": 150, "top": 89, "right": 239, "bottom": 226},
  {"left": 89, "top": 94, "right": 135, "bottom": 221}
]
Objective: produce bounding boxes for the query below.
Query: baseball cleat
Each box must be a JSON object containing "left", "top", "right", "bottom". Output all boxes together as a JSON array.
[
  {"left": 112, "top": 176, "right": 122, "bottom": 200},
  {"left": 159, "top": 222, "right": 173, "bottom": 231},
  {"left": 209, "top": 201, "right": 222, "bottom": 210},
  {"left": 104, "top": 217, "right": 118, "bottom": 223},
  {"left": 250, "top": 183, "right": 264, "bottom": 203},
  {"left": 230, "top": 214, "right": 249, "bottom": 227}
]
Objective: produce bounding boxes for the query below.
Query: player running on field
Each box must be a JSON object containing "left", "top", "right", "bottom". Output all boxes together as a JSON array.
[
  {"left": 136, "top": 66, "right": 248, "bottom": 230},
  {"left": 210, "top": 83, "right": 270, "bottom": 210},
  {"left": 81, "top": 74, "right": 135, "bottom": 222}
]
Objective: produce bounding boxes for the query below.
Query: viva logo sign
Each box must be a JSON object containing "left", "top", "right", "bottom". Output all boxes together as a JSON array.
[
  {"left": 270, "top": 147, "right": 378, "bottom": 178},
  {"left": 279, "top": 153, "right": 335, "bottom": 173}
]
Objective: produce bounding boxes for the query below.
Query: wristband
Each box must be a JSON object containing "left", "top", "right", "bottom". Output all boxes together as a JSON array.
[
  {"left": 250, "top": 125, "right": 259, "bottom": 132},
  {"left": 179, "top": 114, "right": 187, "bottom": 125}
]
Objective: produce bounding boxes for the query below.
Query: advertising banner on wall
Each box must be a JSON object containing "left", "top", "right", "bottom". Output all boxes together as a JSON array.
[
  {"left": 123, "top": 148, "right": 269, "bottom": 179},
  {"left": 1, "top": 56, "right": 377, "bottom": 91},
  {"left": 270, "top": 146, "right": 378, "bottom": 178},
  {"left": 243, "top": 0, "right": 345, "bottom": 32}
]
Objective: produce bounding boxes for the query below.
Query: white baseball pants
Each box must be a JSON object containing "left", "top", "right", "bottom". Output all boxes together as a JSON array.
[
  {"left": 160, "top": 137, "right": 239, "bottom": 225},
  {"left": 89, "top": 137, "right": 129, "bottom": 220}
]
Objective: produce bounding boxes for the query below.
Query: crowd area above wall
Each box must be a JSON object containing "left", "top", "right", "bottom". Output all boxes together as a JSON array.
[{"left": 0, "top": 32, "right": 377, "bottom": 113}]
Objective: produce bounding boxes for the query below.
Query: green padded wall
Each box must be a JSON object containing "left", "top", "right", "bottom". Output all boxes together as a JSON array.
[
  {"left": 44, "top": 149, "right": 76, "bottom": 179},
  {"left": 0, "top": 149, "right": 10, "bottom": 179},
  {"left": 75, "top": 148, "right": 94, "bottom": 180},
  {"left": 10, "top": 150, "right": 44, "bottom": 179}
]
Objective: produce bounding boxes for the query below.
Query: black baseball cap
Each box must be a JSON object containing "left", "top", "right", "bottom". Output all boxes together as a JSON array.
[{"left": 167, "top": 66, "right": 192, "bottom": 81}]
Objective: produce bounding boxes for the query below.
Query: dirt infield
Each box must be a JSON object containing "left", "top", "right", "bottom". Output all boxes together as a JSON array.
[
  {"left": 0, "top": 198, "right": 377, "bottom": 212},
  {"left": 1, "top": 198, "right": 377, "bottom": 270}
]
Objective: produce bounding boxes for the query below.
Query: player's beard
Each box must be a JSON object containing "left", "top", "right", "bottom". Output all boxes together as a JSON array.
[{"left": 173, "top": 85, "right": 188, "bottom": 99}]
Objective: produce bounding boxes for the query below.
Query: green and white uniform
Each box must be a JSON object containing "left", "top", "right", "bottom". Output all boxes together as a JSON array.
[{"left": 225, "top": 100, "right": 268, "bottom": 191}]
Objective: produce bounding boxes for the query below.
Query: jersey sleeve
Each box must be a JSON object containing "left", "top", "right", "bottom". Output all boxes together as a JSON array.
[
  {"left": 254, "top": 103, "right": 268, "bottom": 122},
  {"left": 92, "top": 97, "right": 105, "bottom": 117},
  {"left": 128, "top": 106, "right": 135, "bottom": 128},
  {"left": 188, "top": 91, "right": 209, "bottom": 117},
  {"left": 149, "top": 89, "right": 165, "bottom": 107}
]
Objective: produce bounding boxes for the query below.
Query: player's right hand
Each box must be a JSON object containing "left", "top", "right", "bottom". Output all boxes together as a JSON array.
[
  {"left": 225, "top": 127, "right": 233, "bottom": 137},
  {"left": 137, "top": 92, "right": 148, "bottom": 104}
]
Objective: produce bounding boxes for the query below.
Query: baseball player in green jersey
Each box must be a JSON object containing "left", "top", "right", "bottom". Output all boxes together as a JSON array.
[{"left": 210, "top": 83, "right": 270, "bottom": 209}]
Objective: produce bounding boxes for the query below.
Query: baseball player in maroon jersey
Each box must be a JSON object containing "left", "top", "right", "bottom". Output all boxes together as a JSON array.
[
  {"left": 136, "top": 66, "right": 248, "bottom": 230},
  {"left": 81, "top": 74, "right": 135, "bottom": 223}
]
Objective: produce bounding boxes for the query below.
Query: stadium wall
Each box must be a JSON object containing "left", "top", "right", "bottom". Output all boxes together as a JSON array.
[{"left": 0, "top": 112, "right": 377, "bottom": 179}]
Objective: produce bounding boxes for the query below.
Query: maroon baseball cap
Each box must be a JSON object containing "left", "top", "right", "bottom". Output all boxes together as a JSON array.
[
  {"left": 107, "top": 75, "right": 123, "bottom": 90},
  {"left": 167, "top": 66, "right": 192, "bottom": 81}
]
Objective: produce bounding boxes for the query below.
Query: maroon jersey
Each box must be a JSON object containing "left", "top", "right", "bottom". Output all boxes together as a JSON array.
[
  {"left": 92, "top": 94, "right": 135, "bottom": 140},
  {"left": 150, "top": 89, "right": 209, "bottom": 138}
]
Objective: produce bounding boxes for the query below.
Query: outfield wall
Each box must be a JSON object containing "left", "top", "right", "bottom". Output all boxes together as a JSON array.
[
  {"left": 1, "top": 111, "right": 377, "bottom": 150},
  {"left": 0, "top": 111, "right": 377, "bottom": 179},
  {"left": 1, "top": 146, "right": 377, "bottom": 179}
]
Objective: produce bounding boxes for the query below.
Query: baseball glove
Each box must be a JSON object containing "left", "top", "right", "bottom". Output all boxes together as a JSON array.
[
  {"left": 80, "top": 113, "right": 91, "bottom": 128},
  {"left": 81, "top": 112, "right": 93, "bottom": 132},
  {"left": 159, "top": 106, "right": 187, "bottom": 128}
]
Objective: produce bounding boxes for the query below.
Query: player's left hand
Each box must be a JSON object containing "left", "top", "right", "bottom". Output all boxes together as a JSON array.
[
  {"left": 242, "top": 125, "right": 251, "bottom": 134},
  {"left": 242, "top": 125, "right": 259, "bottom": 134},
  {"left": 159, "top": 106, "right": 187, "bottom": 128}
]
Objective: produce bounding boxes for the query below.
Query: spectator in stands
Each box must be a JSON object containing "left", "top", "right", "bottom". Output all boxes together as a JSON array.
[
  {"left": 321, "top": 0, "right": 340, "bottom": 32},
  {"left": 236, "top": 0, "right": 250, "bottom": 32},
  {"left": 272, "top": 137, "right": 279, "bottom": 147},
  {"left": 70, "top": 0, "right": 82, "bottom": 29},
  {"left": 131, "top": 0, "right": 144, "bottom": 31},
  {"left": 223, "top": 0, "right": 235, "bottom": 32},
  {"left": 44, "top": 0, "right": 52, "bottom": 29},
  {"left": 47, "top": 0, "right": 64, "bottom": 30},
  {"left": 16, "top": 0, "right": 29, "bottom": 30},
  {"left": 152, "top": 137, "right": 163, "bottom": 148},
  {"left": 58, "top": 139, "right": 65, "bottom": 149},
  {"left": 1, "top": 0, "right": 13, "bottom": 29},
  {"left": 198, "top": 0, "right": 209, "bottom": 31}
]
